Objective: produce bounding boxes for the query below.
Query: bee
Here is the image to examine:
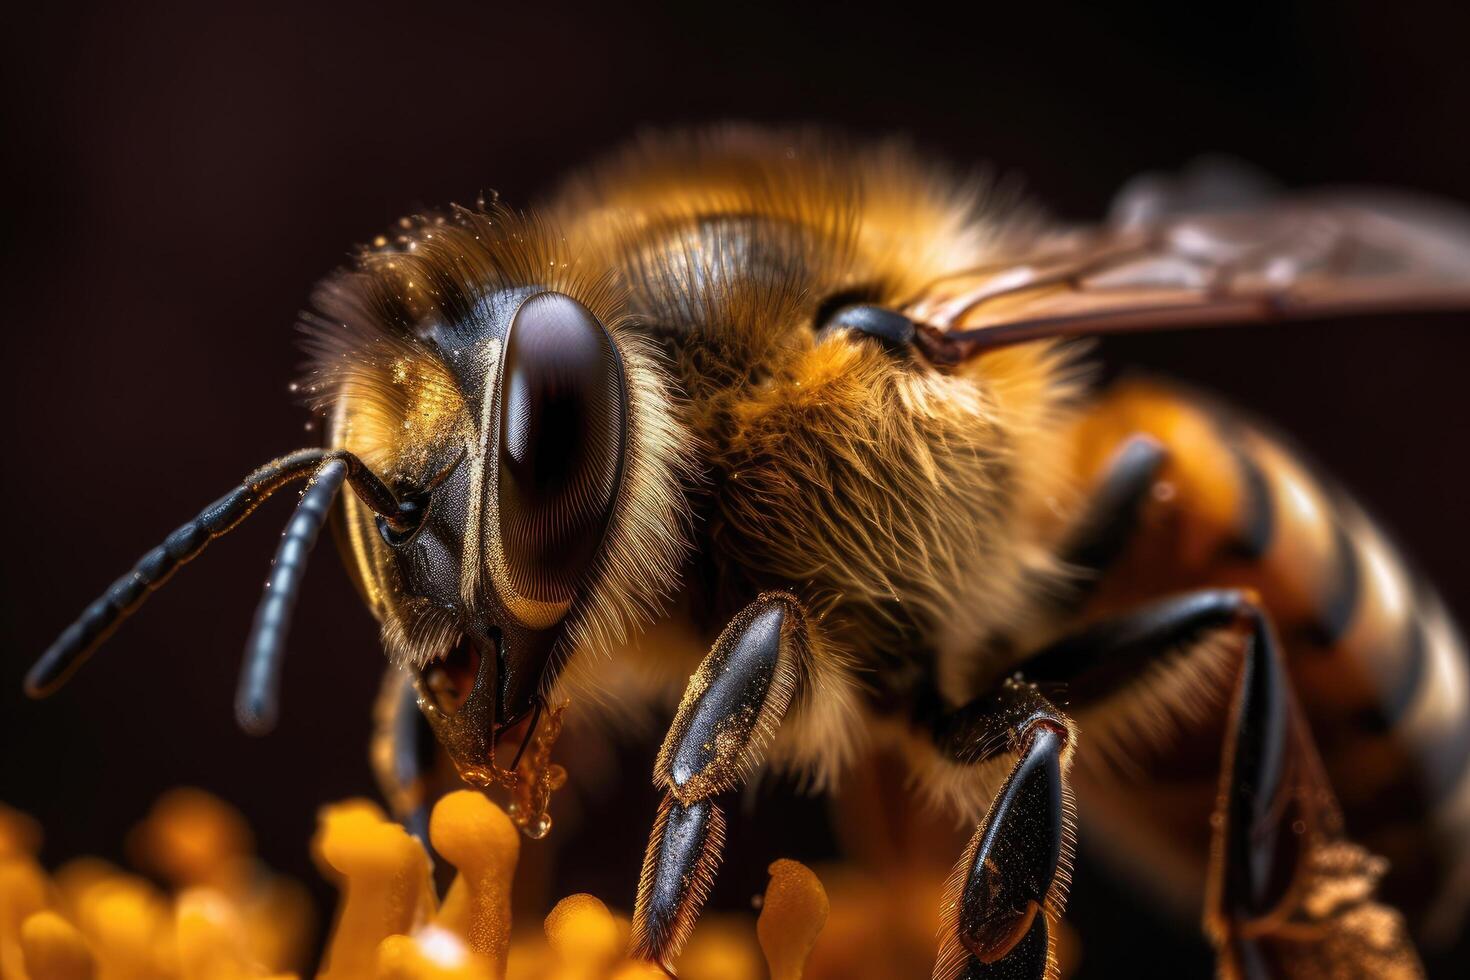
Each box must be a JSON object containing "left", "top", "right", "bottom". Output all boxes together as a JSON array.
[{"left": 27, "top": 127, "right": 1470, "bottom": 978}]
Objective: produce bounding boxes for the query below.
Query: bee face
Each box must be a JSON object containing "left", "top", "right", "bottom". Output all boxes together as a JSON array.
[
  {"left": 307, "top": 207, "right": 691, "bottom": 785},
  {"left": 382, "top": 289, "right": 629, "bottom": 779}
]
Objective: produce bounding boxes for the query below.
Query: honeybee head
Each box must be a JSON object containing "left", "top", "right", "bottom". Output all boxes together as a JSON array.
[{"left": 308, "top": 206, "right": 689, "bottom": 786}]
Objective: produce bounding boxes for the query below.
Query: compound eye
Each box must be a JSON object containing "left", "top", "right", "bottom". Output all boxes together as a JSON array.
[{"left": 497, "top": 292, "right": 626, "bottom": 611}]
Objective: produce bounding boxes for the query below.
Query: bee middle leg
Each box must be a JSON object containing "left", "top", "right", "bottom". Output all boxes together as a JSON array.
[
  {"left": 370, "top": 665, "right": 437, "bottom": 845},
  {"left": 1024, "top": 590, "right": 1423, "bottom": 978},
  {"left": 929, "top": 678, "right": 1078, "bottom": 980},
  {"left": 628, "top": 592, "right": 815, "bottom": 973}
]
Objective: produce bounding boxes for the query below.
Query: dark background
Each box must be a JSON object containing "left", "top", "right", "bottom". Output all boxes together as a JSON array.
[{"left": 4, "top": 2, "right": 1469, "bottom": 976}]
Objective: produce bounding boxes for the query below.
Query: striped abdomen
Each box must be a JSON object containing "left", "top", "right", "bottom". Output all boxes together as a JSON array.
[{"left": 1067, "top": 379, "right": 1470, "bottom": 942}]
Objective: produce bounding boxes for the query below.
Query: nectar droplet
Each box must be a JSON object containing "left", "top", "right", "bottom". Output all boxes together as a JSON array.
[{"left": 526, "top": 814, "right": 552, "bottom": 840}]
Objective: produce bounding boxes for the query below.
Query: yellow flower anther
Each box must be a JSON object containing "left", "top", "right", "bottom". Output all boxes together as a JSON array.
[
  {"left": 756, "top": 860, "right": 828, "bottom": 980},
  {"left": 310, "top": 799, "right": 387, "bottom": 878},
  {"left": 176, "top": 886, "right": 291, "bottom": 980},
  {"left": 434, "top": 878, "right": 470, "bottom": 947},
  {"left": 1, "top": 857, "right": 50, "bottom": 979},
  {"left": 317, "top": 803, "right": 436, "bottom": 980},
  {"left": 238, "top": 874, "right": 315, "bottom": 976},
  {"left": 0, "top": 804, "right": 42, "bottom": 860},
  {"left": 4, "top": 790, "right": 845, "bottom": 980},
  {"left": 20, "top": 910, "right": 96, "bottom": 980},
  {"left": 604, "top": 963, "right": 666, "bottom": 980},
  {"left": 544, "top": 894, "right": 619, "bottom": 975},
  {"left": 52, "top": 858, "right": 120, "bottom": 914},
  {"left": 75, "top": 877, "right": 174, "bottom": 980},
  {"left": 428, "top": 791, "right": 518, "bottom": 975},
  {"left": 376, "top": 926, "right": 494, "bottom": 979},
  {"left": 132, "top": 789, "right": 312, "bottom": 974},
  {"left": 675, "top": 919, "right": 762, "bottom": 980},
  {"left": 129, "top": 788, "right": 253, "bottom": 890}
]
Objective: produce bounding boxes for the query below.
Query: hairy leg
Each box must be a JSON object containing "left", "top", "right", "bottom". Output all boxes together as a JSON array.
[
  {"left": 1203, "top": 596, "right": 1422, "bottom": 979},
  {"left": 628, "top": 593, "right": 822, "bottom": 972},
  {"left": 930, "top": 680, "right": 1078, "bottom": 980},
  {"left": 371, "top": 665, "right": 437, "bottom": 845},
  {"left": 1024, "top": 590, "right": 1422, "bottom": 978}
]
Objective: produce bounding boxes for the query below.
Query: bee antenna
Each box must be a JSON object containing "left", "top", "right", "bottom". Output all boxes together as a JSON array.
[
  {"left": 234, "top": 458, "right": 349, "bottom": 734},
  {"left": 26, "top": 449, "right": 421, "bottom": 734},
  {"left": 238, "top": 448, "right": 465, "bottom": 733}
]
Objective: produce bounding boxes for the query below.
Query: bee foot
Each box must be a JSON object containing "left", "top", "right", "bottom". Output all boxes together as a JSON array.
[
  {"left": 936, "top": 722, "right": 1073, "bottom": 980},
  {"left": 630, "top": 593, "right": 812, "bottom": 971}
]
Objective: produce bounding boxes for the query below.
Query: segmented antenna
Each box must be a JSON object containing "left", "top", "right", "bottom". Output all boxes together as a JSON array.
[
  {"left": 25, "top": 449, "right": 334, "bottom": 698},
  {"left": 26, "top": 448, "right": 424, "bottom": 733},
  {"left": 235, "top": 458, "right": 349, "bottom": 734}
]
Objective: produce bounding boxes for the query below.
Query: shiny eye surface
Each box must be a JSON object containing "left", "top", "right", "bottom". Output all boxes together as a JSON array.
[{"left": 497, "top": 291, "right": 626, "bottom": 606}]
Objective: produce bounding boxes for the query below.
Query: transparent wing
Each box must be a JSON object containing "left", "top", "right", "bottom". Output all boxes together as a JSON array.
[{"left": 905, "top": 160, "right": 1470, "bottom": 361}]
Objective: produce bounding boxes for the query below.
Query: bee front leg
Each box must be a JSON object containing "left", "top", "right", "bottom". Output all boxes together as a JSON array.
[
  {"left": 371, "top": 665, "right": 437, "bottom": 845},
  {"left": 931, "top": 681, "right": 1077, "bottom": 980},
  {"left": 629, "top": 593, "right": 814, "bottom": 973}
]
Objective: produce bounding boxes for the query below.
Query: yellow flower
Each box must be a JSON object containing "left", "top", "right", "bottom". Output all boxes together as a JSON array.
[{"left": 0, "top": 792, "right": 830, "bottom": 980}]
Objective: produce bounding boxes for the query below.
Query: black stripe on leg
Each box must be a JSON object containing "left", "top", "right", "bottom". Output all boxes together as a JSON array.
[
  {"left": 957, "top": 725, "right": 1066, "bottom": 963},
  {"left": 1021, "top": 589, "right": 1246, "bottom": 706},
  {"left": 630, "top": 795, "right": 726, "bottom": 972},
  {"left": 662, "top": 599, "right": 792, "bottom": 801},
  {"left": 1221, "top": 608, "right": 1300, "bottom": 920},
  {"left": 375, "top": 668, "right": 436, "bottom": 846}
]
